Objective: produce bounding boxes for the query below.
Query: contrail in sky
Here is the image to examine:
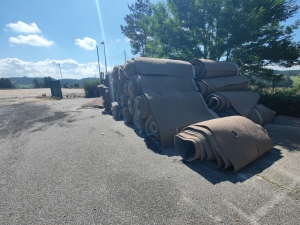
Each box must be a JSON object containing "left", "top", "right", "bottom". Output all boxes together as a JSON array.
[{"left": 95, "top": 0, "right": 110, "bottom": 67}]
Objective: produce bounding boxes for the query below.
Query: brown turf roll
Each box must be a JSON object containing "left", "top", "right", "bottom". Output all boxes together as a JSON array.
[
  {"left": 217, "top": 108, "right": 240, "bottom": 117},
  {"left": 133, "top": 112, "right": 146, "bottom": 132},
  {"left": 111, "top": 102, "right": 122, "bottom": 120},
  {"left": 128, "top": 78, "right": 142, "bottom": 99},
  {"left": 115, "top": 90, "right": 120, "bottom": 102},
  {"left": 195, "top": 76, "right": 249, "bottom": 97},
  {"left": 190, "top": 58, "right": 239, "bottom": 79},
  {"left": 118, "top": 82, "right": 124, "bottom": 94},
  {"left": 104, "top": 90, "right": 110, "bottom": 102},
  {"left": 247, "top": 104, "right": 275, "bottom": 126},
  {"left": 144, "top": 91, "right": 216, "bottom": 147},
  {"left": 122, "top": 107, "right": 133, "bottom": 124},
  {"left": 145, "top": 115, "right": 160, "bottom": 143},
  {"left": 124, "top": 80, "right": 130, "bottom": 96},
  {"left": 97, "top": 84, "right": 106, "bottom": 97},
  {"left": 118, "top": 66, "right": 127, "bottom": 83},
  {"left": 112, "top": 66, "right": 120, "bottom": 83},
  {"left": 175, "top": 116, "right": 273, "bottom": 172},
  {"left": 106, "top": 87, "right": 116, "bottom": 102},
  {"left": 124, "top": 57, "right": 195, "bottom": 78},
  {"left": 205, "top": 91, "right": 260, "bottom": 117},
  {"left": 104, "top": 100, "right": 111, "bottom": 111},
  {"left": 134, "top": 94, "right": 152, "bottom": 119},
  {"left": 131, "top": 74, "right": 198, "bottom": 93},
  {"left": 110, "top": 81, "right": 118, "bottom": 93},
  {"left": 124, "top": 60, "right": 138, "bottom": 78},
  {"left": 105, "top": 72, "right": 113, "bottom": 87},
  {"left": 120, "top": 93, "right": 129, "bottom": 107},
  {"left": 128, "top": 97, "right": 135, "bottom": 115}
]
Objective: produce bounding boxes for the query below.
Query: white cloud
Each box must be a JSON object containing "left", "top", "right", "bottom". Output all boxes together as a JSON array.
[
  {"left": 0, "top": 58, "right": 111, "bottom": 79},
  {"left": 116, "top": 39, "right": 121, "bottom": 42},
  {"left": 75, "top": 37, "right": 96, "bottom": 50},
  {"left": 9, "top": 35, "right": 54, "bottom": 47},
  {"left": 5, "top": 21, "right": 41, "bottom": 33},
  {"left": 125, "top": 37, "right": 130, "bottom": 42}
]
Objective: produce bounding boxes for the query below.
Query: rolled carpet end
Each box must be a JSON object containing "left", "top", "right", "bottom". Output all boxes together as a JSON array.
[
  {"left": 122, "top": 107, "right": 133, "bottom": 124},
  {"left": 104, "top": 100, "right": 112, "bottom": 112},
  {"left": 125, "top": 60, "right": 138, "bottom": 78},
  {"left": 247, "top": 104, "right": 275, "bottom": 126},
  {"left": 174, "top": 135, "right": 197, "bottom": 162},
  {"left": 111, "top": 102, "right": 122, "bottom": 120},
  {"left": 104, "top": 90, "right": 110, "bottom": 102},
  {"left": 190, "top": 59, "right": 239, "bottom": 79},
  {"left": 97, "top": 84, "right": 106, "bottom": 97},
  {"left": 134, "top": 94, "right": 152, "bottom": 119},
  {"left": 145, "top": 115, "right": 161, "bottom": 143},
  {"left": 120, "top": 93, "right": 129, "bottom": 107},
  {"left": 174, "top": 116, "right": 273, "bottom": 172},
  {"left": 128, "top": 78, "right": 142, "bottom": 99},
  {"left": 118, "top": 66, "right": 127, "bottom": 83},
  {"left": 118, "top": 82, "right": 125, "bottom": 94},
  {"left": 133, "top": 113, "right": 146, "bottom": 132},
  {"left": 128, "top": 97, "right": 135, "bottom": 115},
  {"left": 124, "top": 80, "right": 130, "bottom": 96}
]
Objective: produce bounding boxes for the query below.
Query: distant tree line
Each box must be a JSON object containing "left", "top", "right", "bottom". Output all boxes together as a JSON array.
[
  {"left": 275, "top": 70, "right": 300, "bottom": 77},
  {"left": 0, "top": 78, "right": 14, "bottom": 89},
  {"left": 32, "top": 76, "right": 54, "bottom": 88}
]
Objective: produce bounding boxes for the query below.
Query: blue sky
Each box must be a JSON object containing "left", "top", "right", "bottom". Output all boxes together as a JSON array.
[{"left": 0, "top": 0, "right": 299, "bottom": 79}]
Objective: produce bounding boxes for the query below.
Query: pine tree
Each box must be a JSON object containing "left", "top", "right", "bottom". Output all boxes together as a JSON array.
[{"left": 120, "top": 0, "right": 152, "bottom": 56}]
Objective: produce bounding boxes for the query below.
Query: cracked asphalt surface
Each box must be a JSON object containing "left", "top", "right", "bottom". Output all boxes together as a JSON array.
[{"left": 0, "top": 90, "right": 299, "bottom": 224}]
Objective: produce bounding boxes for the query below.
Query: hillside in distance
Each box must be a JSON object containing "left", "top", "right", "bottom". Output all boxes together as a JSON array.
[{"left": 9, "top": 77, "right": 100, "bottom": 87}]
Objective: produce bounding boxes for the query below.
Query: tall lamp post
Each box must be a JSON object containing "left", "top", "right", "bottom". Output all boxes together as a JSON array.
[
  {"left": 58, "top": 63, "right": 63, "bottom": 87},
  {"left": 96, "top": 45, "right": 101, "bottom": 82},
  {"left": 101, "top": 41, "right": 107, "bottom": 74}
]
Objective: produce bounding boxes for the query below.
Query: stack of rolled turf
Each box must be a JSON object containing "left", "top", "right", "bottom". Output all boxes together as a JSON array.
[
  {"left": 122, "top": 57, "right": 217, "bottom": 147},
  {"left": 97, "top": 66, "right": 127, "bottom": 120},
  {"left": 190, "top": 59, "right": 276, "bottom": 125},
  {"left": 174, "top": 116, "right": 273, "bottom": 172}
]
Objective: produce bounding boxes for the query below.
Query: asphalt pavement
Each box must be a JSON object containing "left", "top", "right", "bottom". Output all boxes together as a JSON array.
[{"left": 0, "top": 92, "right": 299, "bottom": 224}]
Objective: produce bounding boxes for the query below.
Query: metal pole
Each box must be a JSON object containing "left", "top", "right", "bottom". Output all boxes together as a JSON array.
[
  {"left": 101, "top": 41, "right": 107, "bottom": 74},
  {"left": 96, "top": 45, "right": 101, "bottom": 82},
  {"left": 58, "top": 63, "right": 63, "bottom": 87}
]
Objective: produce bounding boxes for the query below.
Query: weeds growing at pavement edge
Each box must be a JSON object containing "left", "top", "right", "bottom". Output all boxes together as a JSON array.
[
  {"left": 255, "top": 86, "right": 300, "bottom": 118},
  {"left": 84, "top": 80, "right": 101, "bottom": 98}
]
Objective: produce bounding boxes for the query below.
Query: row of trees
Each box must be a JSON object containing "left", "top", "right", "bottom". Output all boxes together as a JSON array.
[
  {"left": 0, "top": 78, "right": 14, "bottom": 89},
  {"left": 32, "top": 76, "right": 54, "bottom": 88},
  {"left": 121, "top": 0, "right": 300, "bottom": 89}
]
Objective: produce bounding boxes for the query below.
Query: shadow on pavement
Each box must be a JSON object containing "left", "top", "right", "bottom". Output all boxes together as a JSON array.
[
  {"left": 104, "top": 112, "right": 284, "bottom": 184},
  {"left": 183, "top": 147, "right": 283, "bottom": 184}
]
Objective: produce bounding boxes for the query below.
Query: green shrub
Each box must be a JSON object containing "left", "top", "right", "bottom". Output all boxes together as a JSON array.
[
  {"left": 258, "top": 87, "right": 300, "bottom": 118},
  {"left": 84, "top": 80, "right": 101, "bottom": 98}
]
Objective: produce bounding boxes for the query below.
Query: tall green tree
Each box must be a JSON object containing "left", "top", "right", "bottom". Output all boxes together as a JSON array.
[
  {"left": 120, "top": 0, "right": 152, "bottom": 56},
  {"left": 146, "top": 0, "right": 300, "bottom": 88},
  {"left": 32, "top": 79, "right": 41, "bottom": 88},
  {"left": 42, "top": 76, "right": 53, "bottom": 88}
]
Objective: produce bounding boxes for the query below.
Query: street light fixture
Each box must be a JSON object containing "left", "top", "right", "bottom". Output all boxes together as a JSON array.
[
  {"left": 101, "top": 41, "right": 107, "bottom": 74},
  {"left": 96, "top": 45, "right": 101, "bottom": 82},
  {"left": 58, "top": 63, "right": 63, "bottom": 87}
]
